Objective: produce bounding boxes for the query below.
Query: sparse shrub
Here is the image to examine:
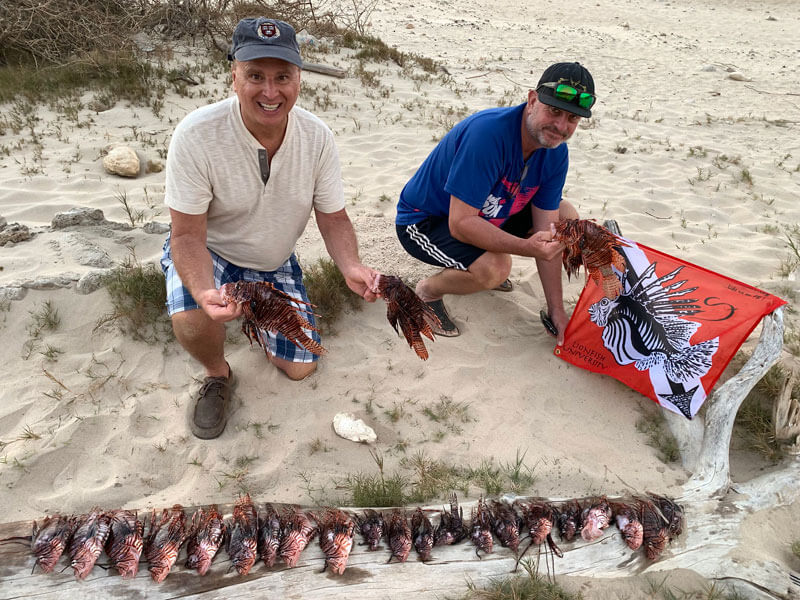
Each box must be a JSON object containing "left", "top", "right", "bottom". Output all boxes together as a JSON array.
[
  {"left": 302, "top": 256, "right": 361, "bottom": 332},
  {"left": 636, "top": 412, "right": 681, "bottom": 464},
  {"left": 732, "top": 357, "right": 785, "bottom": 463},
  {"left": 461, "top": 558, "right": 582, "bottom": 599},
  {"left": 793, "top": 540, "right": 800, "bottom": 560},
  {"left": 96, "top": 256, "right": 172, "bottom": 343}
]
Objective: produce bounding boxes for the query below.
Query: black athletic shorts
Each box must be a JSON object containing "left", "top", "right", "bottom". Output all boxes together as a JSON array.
[{"left": 396, "top": 203, "right": 534, "bottom": 270}]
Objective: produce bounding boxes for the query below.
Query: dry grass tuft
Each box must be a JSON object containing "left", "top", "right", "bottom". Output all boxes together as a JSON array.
[{"left": 302, "top": 256, "right": 362, "bottom": 332}]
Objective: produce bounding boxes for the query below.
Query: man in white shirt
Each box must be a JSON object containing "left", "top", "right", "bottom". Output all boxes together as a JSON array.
[{"left": 161, "top": 17, "right": 379, "bottom": 439}]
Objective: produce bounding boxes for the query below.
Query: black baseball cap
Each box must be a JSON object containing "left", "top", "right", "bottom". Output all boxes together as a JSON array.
[
  {"left": 228, "top": 18, "right": 303, "bottom": 68},
  {"left": 536, "top": 62, "right": 595, "bottom": 118}
]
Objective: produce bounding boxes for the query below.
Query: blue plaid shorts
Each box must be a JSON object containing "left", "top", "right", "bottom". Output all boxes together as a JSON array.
[{"left": 160, "top": 236, "right": 320, "bottom": 363}]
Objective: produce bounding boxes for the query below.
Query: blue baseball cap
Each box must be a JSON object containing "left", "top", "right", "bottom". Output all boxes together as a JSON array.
[{"left": 228, "top": 18, "right": 303, "bottom": 68}]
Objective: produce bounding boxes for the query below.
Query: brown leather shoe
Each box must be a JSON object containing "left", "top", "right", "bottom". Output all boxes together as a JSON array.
[{"left": 190, "top": 366, "right": 236, "bottom": 439}]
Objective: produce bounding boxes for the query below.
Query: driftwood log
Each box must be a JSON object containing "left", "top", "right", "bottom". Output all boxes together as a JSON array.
[{"left": 0, "top": 311, "right": 796, "bottom": 599}]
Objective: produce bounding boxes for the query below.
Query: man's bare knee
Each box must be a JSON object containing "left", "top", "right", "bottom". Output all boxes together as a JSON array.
[
  {"left": 271, "top": 357, "right": 317, "bottom": 380},
  {"left": 470, "top": 252, "right": 512, "bottom": 289}
]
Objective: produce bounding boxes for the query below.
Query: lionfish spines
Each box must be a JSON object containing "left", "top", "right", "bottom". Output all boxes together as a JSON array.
[
  {"left": 68, "top": 508, "right": 111, "bottom": 580},
  {"left": 377, "top": 274, "right": 440, "bottom": 360},
  {"left": 279, "top": 506, "right": 317, "bottom": 568},
  {"left": 355, "top": 508, "right": 385, "bottom": 551},
  {"left": 469, "top": 497, "right": 493, "bottom": 557},
  {"left": 317, "top": 508, "right": 356, "bottom": 574},
  {"left": 258, "top": 503, "right": 282, "bottom": 568},
  {"left": 219, "top": 280, "right": 326, "bottom": 356},
  {"left": 144, "top": 504, "right": 187, "bottom": 583},
  {"left": 434, "top": 492, "right": 466, "bottom": 546},
  {"left": 105, "top": 509, "right": 144, "bottom": 579},
  {"left": 553, "top": 218, "right": 629, "bottom": 299},
  {"left": 31, "top": 514, "right": 76, "bottom": 574},
  {"left": 489, "top": 500, "right": 521, "bottom": 553},
  {"left": 185, "top": 506, "right": 226, "bottom": 575},
  {"left": 555, "top": 499, "right": 583, "bottom": 542},
  {"left": 609, "top": 501, "right": 643, "bottom": 551},
  {"left": 411, "top": 508, "right": 434, "bottom": 562},
  {"left": 226, "top": 494, "right": 259, "bottom": 575},
  {"left": 385, "top": 509, "right": 412, "bottom": 563}
]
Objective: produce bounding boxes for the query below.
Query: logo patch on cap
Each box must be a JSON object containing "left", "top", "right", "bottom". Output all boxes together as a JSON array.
[
  {"left": 258, "top": 22, "right": 280, "bottom": 39},
  {"left": 556, "top": 77, "right": 588, "bottom": 92}
]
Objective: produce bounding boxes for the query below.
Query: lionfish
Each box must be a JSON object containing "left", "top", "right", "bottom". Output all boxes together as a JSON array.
[
  {"left": 385, "top": 509, "right": 412, "bottom": 563},
  {"left": 220, "top": 280, "right": 326, "bottom": 356},
  {"left": 641, "top": 494, "right": 684, "bottom": 560},
  {"left": 279, "top": 507, "right": 317, "bottom": 568},
  {"left": 434, "top": 493, "right": 466, "bottom": 546},
  {"left": 377, "top": 274, "right": 440, "bottom": 360},
  {"left": 490, "top": 500, "right": 521, "bottom": 553},
  {"left": 67, "top": 508, "right": 111, "bottom": 580},
  {"left": 581, "top": 496, "right": 612, "bottom": 542},
  {"left": 554, "top": 499, "right": 583, "bottom": 542},
  {"left": 185, "top": 506, "right": 226, "bottom": 575},
  {"left": 554, "top": 218, "right": 629, "bottom": 299},
  {"left": 258, "top": 503, "right": 282, "bottom": 567},
  {"left": 144, "top": 504, "right": 187, "bottom": 582},
  {"left": 105, "top": 510, "right": 144, "bottom": 579},
  {"left": 609, "top": 500, "right": 643, "bottom": 551},
  {"left": 411, "top": 508, "right": 434, "bottom": 562},
  {"left": 316, "top": 509, "right": 355, "bottom": 574},
  {"left": 354, "top": 508, "right": 385, "bottom": 551},
  {"left": 517, "top": 500, "right": 562, "bottom": 558},
  {"left": 30, "top": 514, "right": 76, "bottom": 574},
  {"left": 469, "top": 497, "right": 494, "bottom": 557},
  {"left": 226, "top": 494, "right": 259, "bottom": 575}
]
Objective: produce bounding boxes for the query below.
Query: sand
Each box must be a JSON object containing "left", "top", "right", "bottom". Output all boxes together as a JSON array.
[{"left": 1, "top": 0, "right": 799, "bottom": 596}]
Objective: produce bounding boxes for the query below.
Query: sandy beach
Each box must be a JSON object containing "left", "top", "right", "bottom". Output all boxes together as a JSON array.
[{"left": 1, "top": 0, "right": 799, "bottom": 596}]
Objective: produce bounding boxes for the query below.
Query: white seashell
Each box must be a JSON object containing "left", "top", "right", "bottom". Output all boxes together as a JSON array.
[
  {"left": 333, "top": 413, "right": 377, "bottom": 443},
  {"left": 727, "top": 72, "right": 752, "bottom": 82}
]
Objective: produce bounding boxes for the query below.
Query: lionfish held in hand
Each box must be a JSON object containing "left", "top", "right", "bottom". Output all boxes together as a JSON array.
[
  {"left": 316, "top": 509, "right": 356, "bottom": 574},
  {"left": 377, "top": 274, "right": 440, "bottom": 360},
  {"left": 220, "top": 280, "right": 326, "bottom": 356},
  {"left": 554, "top": 219, "right": 629, "bottom": 299},
  {"left": 185, "top": 506, "right": 226, "bottom": 576},
  {"left": 355, "top": 508, "right": 385, "bottom": 551},
  {"left": 105, "top": 510, "right": 144, "bottom": 579},
  {"left": 258, "top": 503, "right": 282, "bottom": 567},
  {"left": 144, "top": 505, "right": 187, "bottom": 583},
  {"left": 68, "top": 508, "right": 111, "bottom": 580},
  {"left": 31, "top": 514, "right": 76, "bottom": 574},
  {"left": 279, "top": 507, "right": 317, "bottom": 568},
  {"left": 227, "top": 494, "right": 259, "bottom": 575}
]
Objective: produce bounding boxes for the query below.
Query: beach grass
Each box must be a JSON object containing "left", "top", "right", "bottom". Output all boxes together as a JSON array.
[
  {"left": 96, "top": 255, "right": 173, "bottom": 344},
  {"left": 303, "top": 256, "right": 362, "bottom": 332},
  {"left": 456, "top": 558, "right": 582, "bottom": 599}
]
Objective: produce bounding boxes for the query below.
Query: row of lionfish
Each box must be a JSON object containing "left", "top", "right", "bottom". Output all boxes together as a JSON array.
[
  {"left": 15, "top": 492, "right": 683, "bottom": 582},
  {"left": 220, "top": 273, "right": 441, "bottom": 361}
]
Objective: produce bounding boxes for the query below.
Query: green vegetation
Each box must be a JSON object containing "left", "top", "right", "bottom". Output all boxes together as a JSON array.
[
  {"left": 457, "top": 559, "right": 582, "bottom": 599},
  {"left": 303, "top": 256, "right": 362, "bottom": 332},
  {"left": 732, "top": 359, "right": 789, "bottom": 463},
  {"left": 792, "top": 540, "right": 800, "bottom": 560},
  {"left": 330, "top": 448, "right": 537, "bottom": 507},
  {"left": 636, "top": 412, "right": 681, "bottom": 463},
  {"left": 96, "top": 255, "right": 172, "bottom": 343}
]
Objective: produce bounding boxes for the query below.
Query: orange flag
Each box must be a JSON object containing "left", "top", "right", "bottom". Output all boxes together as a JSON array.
[{"left": 556, "top": 239, "right": 786, "bottom": 418}]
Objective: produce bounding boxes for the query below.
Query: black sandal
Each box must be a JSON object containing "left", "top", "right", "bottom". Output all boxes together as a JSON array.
[{"left": 425, "top": 299, "right": 460, "bottom": 337}]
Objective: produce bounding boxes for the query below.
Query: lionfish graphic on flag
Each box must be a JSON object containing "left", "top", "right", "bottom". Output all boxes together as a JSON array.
[{"left": 557, "top": 239, "right": 785, "bottom": 418}]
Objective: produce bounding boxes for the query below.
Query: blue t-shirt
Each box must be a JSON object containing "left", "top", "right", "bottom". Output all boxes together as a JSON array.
[{"left": 396, "top": 103, "right": 568, "bottom": 226}]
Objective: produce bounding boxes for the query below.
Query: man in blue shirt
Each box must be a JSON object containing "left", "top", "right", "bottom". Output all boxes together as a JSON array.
[{"left": 396, "top": 62, "right": 595, "bottom": 343}]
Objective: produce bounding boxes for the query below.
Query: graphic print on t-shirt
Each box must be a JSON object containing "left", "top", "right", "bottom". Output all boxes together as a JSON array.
[{"left": 479, "top": 177, "right": 540, "bottom": 226}]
